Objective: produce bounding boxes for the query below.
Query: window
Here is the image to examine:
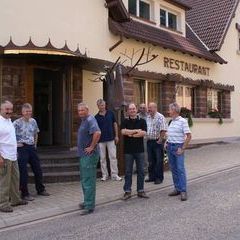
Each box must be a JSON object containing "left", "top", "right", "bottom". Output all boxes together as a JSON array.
[
  {"left": 133, "top": 79, "right": 162, "bottom": 111},
  {"left": 148, "top": 82, "right": 161, "bottom": 110},
  {"left": 133, "top": 79, "right": 145, "bottom": 106},
  {"left": 128, "top": 0, "right": 151, "bottom": 20},
  {"left": 160, "top": 8, "right": 178, "bottom": 30},
  {"left": 176, "top": 85, "right": 194, "bottom": 111},
  {"left": 207, "top": 89, "right": 222, "bottom": 112}
]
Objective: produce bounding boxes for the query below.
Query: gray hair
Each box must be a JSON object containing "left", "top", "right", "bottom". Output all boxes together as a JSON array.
[
  {"left": 169, "top": 102, "right": 181, "bottom": 113},
  {"left": 96, "top": 99, "right": 106, "bottom": 105},
  {"left": 78, "top": 102, "right": 89, "bottom": 110},
  {"left": 22, "top": 103, "right": 32, "bottom": 110},
  {"left": 0, "top": 100, "right": 13, "bottom": 109}
]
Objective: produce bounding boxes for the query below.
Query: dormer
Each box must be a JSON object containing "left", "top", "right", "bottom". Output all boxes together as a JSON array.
[{"left": 125, "top": 0, "right": 190, "bottom": 37}]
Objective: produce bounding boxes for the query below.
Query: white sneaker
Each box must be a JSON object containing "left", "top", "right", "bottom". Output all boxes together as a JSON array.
[
  {"left": 112, "top": 175, "right": 122, "bottom": 181},
  {"left": 101, "top": 176, "right": 108, "bottom": 181}
]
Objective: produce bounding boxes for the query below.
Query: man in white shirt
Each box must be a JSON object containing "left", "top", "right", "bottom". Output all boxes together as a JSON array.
[{"left": 0, "top": 101, "right": 28, "bottom": 212}]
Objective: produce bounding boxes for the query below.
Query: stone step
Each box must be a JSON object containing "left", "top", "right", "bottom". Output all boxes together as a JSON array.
[
  {"left": 28, "top": 169, "right": 103, "bottom": 183},
  {"left": 28, "top": 163, "right": 80, "bottom": 173}
]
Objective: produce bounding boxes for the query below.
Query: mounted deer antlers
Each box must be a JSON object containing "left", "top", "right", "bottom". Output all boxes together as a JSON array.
[
  {"left": 89, "top": 47, "right": 158, "bottom": 82},
  {"left": 119, "top": 47, "right": 158, "bottom": 75}
]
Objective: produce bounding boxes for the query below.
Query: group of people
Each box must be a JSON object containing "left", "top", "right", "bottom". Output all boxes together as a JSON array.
[
  {"left": 0, "top": 101, "right": 49, "bottom": 213},
  {"left": 0, "top": 99, "right": 191, "bottom": 215},
  {"left": 77, "top": 100, "right": 191, "bottom": 215}
]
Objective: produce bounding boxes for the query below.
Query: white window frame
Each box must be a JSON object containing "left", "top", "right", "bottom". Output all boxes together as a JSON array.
[
  {"left": 176, "top": 85, "right": 193, "bottom": 110},
  {"left": 207, "top": 88, "right": 219, "bottom": 111},
  {"left": 129, "top": 0, "right": 152, "bottom": 21},
  {"left": 160, "top": 6, "right": 180, "bottom": 31}
]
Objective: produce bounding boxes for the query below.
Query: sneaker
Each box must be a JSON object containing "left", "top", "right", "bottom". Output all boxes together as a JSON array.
[
  {"left": 121, "top": 192, "right": 131, "bottom": 200},
  {"left": 168, "top": 190, "right": 180, "bottom": 197},
  {"left": 112, "top": 175, "right": 122, "bottom": 181},
  {"left": 137, "top": 192, "right": 149, "bottom": 199},
  {"left": 0, "top": 206, "right": 13, "bottom": 213},
  {"left": 38, "top": 190, "right": 50, "bottom": 196},
  {"left": 180, "top": 192, "right": 188, "bottom": 201},
  {"left": 11, "top": 200, "right": 28, "bottom": 207},
  {"left": 22, "top": 195, "right": 35, "bottom": 201},
  {"left": 101, "top": 176, "right": 108, "bottom": 181}
]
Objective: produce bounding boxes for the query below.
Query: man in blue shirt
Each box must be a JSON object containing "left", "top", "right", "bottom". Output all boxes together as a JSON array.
[
  {"left": 95, "top": 99, "right": 121, "bottom": 181},
  {"left": 77, "top": 102, "right": 101, "bottom": 215}
]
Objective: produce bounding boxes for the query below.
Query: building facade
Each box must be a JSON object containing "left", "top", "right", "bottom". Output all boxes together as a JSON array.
[{"left": 0, "top": 0, "right": 239, "bottom": 150}]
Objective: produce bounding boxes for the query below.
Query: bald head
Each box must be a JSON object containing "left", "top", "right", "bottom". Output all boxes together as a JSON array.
[
  {"left": 127, "top": 103, "right": 138, "bottom": 118},
  {"left": 0, "top": 101, "right": 13, "bottom": 119},
  {"left": 148, "top": 102, "right": 157, "bottom": 116}
]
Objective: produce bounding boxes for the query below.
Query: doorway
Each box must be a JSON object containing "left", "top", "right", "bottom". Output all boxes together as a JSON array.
[{"left": 34, "top": 68, "right": 64, "bottom": 146}]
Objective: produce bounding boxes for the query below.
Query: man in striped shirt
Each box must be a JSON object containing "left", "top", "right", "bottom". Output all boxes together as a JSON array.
[
  {"left": 167, "top": 103, "right": 191, "bottom": 201},
  {"left": 145, "top": 102, "right": 167, "bottom": 184}
]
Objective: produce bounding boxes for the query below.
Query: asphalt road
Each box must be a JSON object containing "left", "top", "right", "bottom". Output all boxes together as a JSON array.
[{"left": 1, "top": 166, "right": 240, "bottom": 240}]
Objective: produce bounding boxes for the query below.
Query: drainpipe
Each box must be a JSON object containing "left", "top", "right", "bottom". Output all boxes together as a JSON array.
[{"left": 109, "top": 35, "right": 123, "bottom": 52}]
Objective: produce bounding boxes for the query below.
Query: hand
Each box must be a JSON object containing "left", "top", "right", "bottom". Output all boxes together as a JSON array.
[
  {"left": 0, "top": 156, "right": 4, "bottom": 168},
  {"left": 164, "top": 142, "right": 168, "bottom": 151},
  {"left": 115, "top": 136, "right": 119, "bottom": 144},
  {"left": 84, "top": 146, "right": 94, "bottom": 155},
  {"left": 176, "top": 147, "right": 184, "bottom": 155}
]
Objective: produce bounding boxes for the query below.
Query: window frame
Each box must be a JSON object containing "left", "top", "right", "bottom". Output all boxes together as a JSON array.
[
  {"left": 128, "top": 0, "right": 152, "bottom": 21},
  {"left": 176, "top": 85, "right": 195, "bottom": 113},
  {"left": 133, "top": 78, "right": 162, "bottom": 112},
  {"left": 160, "top": 7, "right": 179, "bottom": 31}
]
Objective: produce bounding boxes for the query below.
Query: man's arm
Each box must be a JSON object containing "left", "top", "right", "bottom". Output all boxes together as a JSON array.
[
  {"left": 34, "top": 134, "right": 38, "bottom": 148},
  {"left": 84, "top": 131, "right": 101, "bottom": 154},
  {"left": 121, "top": 128, "right": 140, "bottom": 136},
  {"left": 177, "top": 133, "right": 192, "bottom": 155},
  {"left": 114, "top": 122, "right": 119, "bottom": 144}
]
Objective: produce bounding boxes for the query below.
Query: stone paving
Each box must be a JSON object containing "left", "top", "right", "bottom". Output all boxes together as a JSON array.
[{"left": 1, "top": 140, "right": 240, "bottom": 229}]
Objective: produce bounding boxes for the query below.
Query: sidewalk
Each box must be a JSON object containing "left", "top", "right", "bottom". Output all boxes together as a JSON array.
[{"left": 1, "top": 140, "right": 240, "bottom": 229}]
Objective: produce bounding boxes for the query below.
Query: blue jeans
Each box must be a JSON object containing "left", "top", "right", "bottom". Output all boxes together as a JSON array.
[
  {"left": 123, "top": 153, "right": 145, "bottom": 193},
  {"left": 147, "top": 140, "right": 164, "bottom": 181},
  {"left": 167, "top": 143, "right": 187, "bottom": 192},
  {"left": 17, "top": 145, "right": 45, "bottom": 197}
]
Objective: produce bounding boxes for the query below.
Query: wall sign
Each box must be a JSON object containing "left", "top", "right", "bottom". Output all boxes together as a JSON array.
[{"left": 163, "top": 57, "right": 210, "bottom": 76}]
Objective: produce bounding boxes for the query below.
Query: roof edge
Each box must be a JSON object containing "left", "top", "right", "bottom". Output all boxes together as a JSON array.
[
  {"left": 164, "top": 0, "right": 192, "bottom": 11},
  {"left": 216, "top": 0, "right": 240, "bottom": 51}
]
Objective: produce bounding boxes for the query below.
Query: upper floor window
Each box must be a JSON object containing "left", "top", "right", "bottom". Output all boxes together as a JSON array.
[
  {"left": 160, "top": 8, "right": 177, "bottom": 30},
  {"left": 129, "top": 0, "right": 151, "bottom": 21}
]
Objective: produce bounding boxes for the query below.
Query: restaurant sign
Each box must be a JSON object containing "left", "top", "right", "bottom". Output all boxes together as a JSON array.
[{"left": 163, "top": 57, "right": 210, "bottom": 76}]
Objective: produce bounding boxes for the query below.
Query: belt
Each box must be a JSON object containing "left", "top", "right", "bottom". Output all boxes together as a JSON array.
[{"left": 168, "top": 142, "right": 183, "bottom": 145}]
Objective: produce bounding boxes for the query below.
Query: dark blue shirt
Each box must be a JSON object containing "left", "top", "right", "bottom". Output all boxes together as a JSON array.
[
  {"left": 77, "top": 115, "right": 100, "bottom": 158},
  {"left": 95, "top": 110, "right": 116, "bottom": 142}
]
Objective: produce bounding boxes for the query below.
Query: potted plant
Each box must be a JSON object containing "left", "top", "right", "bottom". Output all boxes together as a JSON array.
[
  {"left": 180, "top": 107, "right": 193, "bottom": 127},
  {"left": 208, "top": 109, "right": 223, "bottom": 124}
]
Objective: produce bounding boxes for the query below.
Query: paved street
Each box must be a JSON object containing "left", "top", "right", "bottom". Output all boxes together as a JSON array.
[
  {"left": 1, "top": 163, "right": 240, "bottom": 240},
  {"left": 0, "top": 140, "right": 240, "bottom": 239}
]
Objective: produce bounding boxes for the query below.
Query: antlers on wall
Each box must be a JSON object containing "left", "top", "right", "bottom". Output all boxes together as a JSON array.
[{"left": 90, "top": 47, "right": 158, "bottom": 82}]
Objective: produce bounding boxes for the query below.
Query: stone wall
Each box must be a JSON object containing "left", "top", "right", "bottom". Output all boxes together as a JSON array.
[
  {"left": 1, "top": 58, "right": 27, "bottom": 119},
  {"left": 71, "top": 65, "right": 83, "bottom": 146}
]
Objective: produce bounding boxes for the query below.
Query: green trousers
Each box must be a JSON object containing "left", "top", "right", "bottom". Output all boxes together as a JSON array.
[
  {"left": 79, "top": 154, "right": 99, "bottom": 210},
  {"left": 0, "top": 159, "right": 22, "bottom": 209}
]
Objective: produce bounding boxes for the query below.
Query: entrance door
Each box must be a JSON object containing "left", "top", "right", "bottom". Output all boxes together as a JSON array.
[{"left": 34, "top": 69, "right": 53, "bottom": 145}]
